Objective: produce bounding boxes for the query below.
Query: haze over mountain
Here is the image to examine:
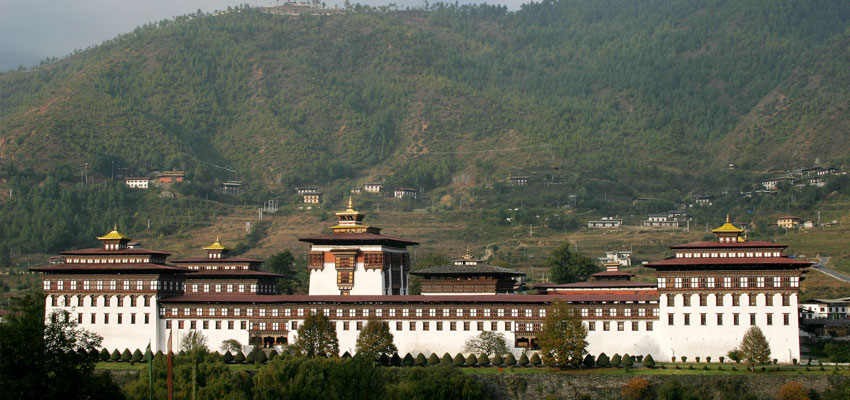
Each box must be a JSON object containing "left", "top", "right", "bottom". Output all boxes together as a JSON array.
[{"left": 1, "top": 0, "right": 849, "bottom": 196}]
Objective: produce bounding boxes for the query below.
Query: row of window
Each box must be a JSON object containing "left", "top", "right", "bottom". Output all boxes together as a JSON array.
[
  {"left": 80, "top": 312, "right": 150, "bottom": 325},
  {"left": 44, "top": 280, "right": 182, "bottom": 292},
  {"left": 664, "top": 293, "right": 793, "bottom": 307},
  {"left": 65, "top": 256, "right": 164, "bottom": 264},
  {"left": 188, "top": 283, "right": 274, "bottom": 294},
  {"left": 675, "top": 251, "right": 782, "bottom": 258},
  {"left": 579, "top": 308, "right": 658, "bottom": 318},
  {"left": 50, "top": 294, "right": 151, "bottom": 308},
  {"left": 587, "top": 321, "right": 653, "bottom": 332},
  {"left": 166, "top": 320, "right": 244, "bottom": 330},
  {"left": 185, "top": 265, "right": 249, "bottom": 270},
  {"left": 657, "top": 276, "right": 799, "bottom": 289},
  {"left": 666, "top": 313, "right": 791, "bottom": 326},
  {"left": 163, "top": 306, "right": 569, "bottom": 319}
]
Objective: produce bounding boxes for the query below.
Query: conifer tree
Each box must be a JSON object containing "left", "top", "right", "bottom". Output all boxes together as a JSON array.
[
  {"left": 294, "top": 311, "right": 339, "bottom": 358},
  {"left": 414, "top": 353, "right": 428, "bottom": 366},
  {"left": 596, "top": 353, "right": 610, "bottom": 367},
  {"left": 642, "top": 354, "right": 656, "bottom": 368},
  {"left": 740, "top": 326, "right": 771, "bottom": 370},
  {"left": 453, "top": 353, "right": 465, "bottom": 366},
  {"left": 518, "top": 353, "right": 529, "bottom": 366},
  {"left": 538, "top": 300, "right": 588, "bottom": 368},
  {"left": 234, "top": 350, "right": 245, "bottom": 363},
  {"left": 491, "top": 353, "right": 504, "bottom": 366},
  {"left": 121, "top": 348, "right": 132, "bottom": 362},
  {"left": 441, "top": 353, "right": 453, "bottom": 365},
  {"left": 465, "top": 353, "right": 478, "bottom": 366},
  {"left": 222, "top": 351, "right": 234, "bottom": 363},
  {"left": 530, "top": 353, "right": 542, "bottom": 366},
  {"left": 505, "top": 353, "right": 517, "bottom": 366},
  {"left": 403, "top": 353, "right": 415, "bottom": 366},
  {"left": 427, "top": 353, "right": 440, "bottom": 365},
  {"left": 110, "top": 349, "right": 121, "bottom": 361}
]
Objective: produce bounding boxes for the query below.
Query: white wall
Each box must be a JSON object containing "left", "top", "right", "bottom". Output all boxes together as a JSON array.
[{"left": 47, "top": 294, "right": 159, "bottom": 353}]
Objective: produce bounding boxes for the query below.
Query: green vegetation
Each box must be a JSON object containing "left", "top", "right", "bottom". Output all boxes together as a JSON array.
[
  {"left": 355, "top": 316, "right": 398, "bottom": 360},
  {"left": 294, "top": 311, "right": 339, "bottom": 358},
  {"left": 538, "top": 300, "right": 588, "bottom": 368}
]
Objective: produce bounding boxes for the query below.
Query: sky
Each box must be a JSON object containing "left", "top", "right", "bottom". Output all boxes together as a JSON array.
[{"left": 0, "top": 0, "right": 523, "bottom": 72}]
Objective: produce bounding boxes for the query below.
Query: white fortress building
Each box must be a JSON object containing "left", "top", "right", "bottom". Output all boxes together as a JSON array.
[{"left": 33, "top": 206, "right": 809, "bottom": 362}]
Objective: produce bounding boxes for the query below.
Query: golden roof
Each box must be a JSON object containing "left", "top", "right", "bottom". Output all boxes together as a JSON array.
[
  {"left": 335, "top": 195, "right": 362, "bottom": 216},
  {"left": 97, "top": 225, "right": 131, "bottom": 241},
  {"left": 711, "top": 215, "right": 744, "bottom": 233},
  {"left": 203, "top": 237, "right": 230, "bottom": 251}
]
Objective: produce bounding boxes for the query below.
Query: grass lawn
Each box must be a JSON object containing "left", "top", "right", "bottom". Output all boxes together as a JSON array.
[
  {"left": 95, "top": 362, "right": 146, "bottom": 370},
  {"left": 463, "top": 364, "right": 850, "bottom": 376}
]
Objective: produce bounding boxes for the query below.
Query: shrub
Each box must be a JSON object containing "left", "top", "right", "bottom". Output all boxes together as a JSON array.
[
  {"left": 477, "top": 354, "right": 490, "bottom": 366},
  {"left": 643, "top": 354, "right": 655, "bottom": 368},
  {"left": 773, "top": 359, "right": 778, "bottom": 365},
  {"left": 110, "top": 349, "right": 121, "bottom": 361},
  {"left": 100, "top": 348, "right": 110, "bottom": 362},
  {"left": 719, "top": 356, "right": 725, "bottom": 364},
  {"left": 776, "top": 380, "right": 808, "bottom": 400},
  {"left": 453, "top": 353, "right": 465, "bottom": 367},
  {"left": 441, "top": 353, "right": 453, "bottom": 365},
  {"left": 583, "top": 354, "right": 595, "bottom": 368},
  {"left": 706, "top": 356, "right": 711, "bottom": 364},
  {"left": 596, "top": 353, "right": 610, "bottom": 367},
  {"left": 223, "top": 351, "right": 234, "bottom": 363},
  {"left": 121, "top": 348, "right": 132, "bottom": 362},
  {"left": 465, "top": 354, "right": 477, "bottom": 367},
  {"left": 611, "top": 354, "right": 622, "bottom": 367},
  {"left": 234, "top": 350, "right": 245, "bottom": 363},
  {"left": 403, "top": 353, "right": 415, "bottom": 367},
  {"left": 415, "top": 353, "right": 428, "bottom": 366},
  {"left": 245, "top": 350, "right": 255, "bottom": 364},
  {"left": 342, "top": 351, "right": 351, "bottom": 358},
  {"left": 391, "top": 353, "right": 402, "bottom": 366},
  {"left": 132, "top": 349, "right": 143, "bottom": 363},
  {"left": 530, "top": 353, "right": 542, "bottom": 366},
  {"left": 378, "top": 354, "right": 390, "bottom": 366},
  {"left": 505, "top": 353, "right": 517, "bottom": 366},
  {"left": 695, "top": 357, "right": 700, "bottom": 363},
  {"left": 491, "top": 354, "right": 503, "bottom": 366},
  {"left": 621, "top": 377, "right": 650, "bottom": 400},
  {"left": 428, "top": 353, "right": 440, "bottom": 365},
  {"left": 256, "top": 349, "right": 268, "bottom": 364},
  {"left": 518, "top": 353, "right": 529, "bottom": 366},
  {"left": 671, "top": 356, "right": 676, "bottom": 363},
  {"left": 680, "top": 356, "right": 687, "bottom": 363},
  {"left": 792, "top": 358, "right": 797, "bottom": 365},
  {"left": 622, "top": 354, "right": 634, "bottom": 367},
  {"left": 268, "top": 349, "right": 278, "bottom": 362}
]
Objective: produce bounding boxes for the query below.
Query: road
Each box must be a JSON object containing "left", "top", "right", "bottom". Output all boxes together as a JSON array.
[{"left": 810, "top": 256, "right": 850, "bottom": 283}]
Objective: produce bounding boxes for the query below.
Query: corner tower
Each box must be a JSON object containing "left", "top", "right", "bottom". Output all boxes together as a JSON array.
[{"left": 299, "top": 198, "right": 418, "bottom": 295}]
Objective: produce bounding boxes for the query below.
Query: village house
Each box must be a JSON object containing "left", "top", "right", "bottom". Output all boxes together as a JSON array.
[
  {"left": 508, "top": 176, "right": 529, "bottom": 187},
  {"left": 124, "top": 177, "right": 150, "bottom": 189},
  {"left": 364, "top": 183, "right": 383, "bottom": 193},
  {"left": 302, "top": 191, "right": 321, "bottom": 204},
  {"left": 587, "top": 217, "right": 623, "bottom": 228},
  {"left": 155, "top": 170, "right": 185, "bottom": 184},
  {"left": 295, "top": 186, "right": 319, "bottom": 195},
  {"left": 394, "top": 187, "right": 418, "bottom": 199},
  {"left": 776, "top": 216, "right": 800, "bottom": 229},
  {"left": 221, "top": 181, "right": 243, "bottom": 195}
]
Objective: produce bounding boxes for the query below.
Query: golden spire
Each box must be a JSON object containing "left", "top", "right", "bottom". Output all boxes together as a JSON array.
[
  {"left": 726, "top": 214, "right": 730, "bottom": 224},
  {"left": 203, "top": 237, "right": 230, "bottom": 250},
  {"left": 463, "top": 247, "right": 473, "bottom": 260},
  {"left": 348, "top": 195, "right": 354, "bottom": 210},
  {"left": 97, "top": 225, "right": 131, "bottom": 240}
]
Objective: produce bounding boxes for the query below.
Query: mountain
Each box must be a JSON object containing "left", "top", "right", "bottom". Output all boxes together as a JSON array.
[{"left": 2, "top": 1, "right": 849, "bottom": 194}]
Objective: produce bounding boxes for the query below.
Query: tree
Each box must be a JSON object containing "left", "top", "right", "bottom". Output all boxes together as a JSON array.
[
  {"left": 739, "top": 326, "right": 771, "bottom": 369},
  {"left": 234, "top": 351, "right": 245, "bottom": 363},
  {"left": 530, "top": 353, "right": 542, "bottom": 366},
  {"left": 778, "top": 381, "right": 810, "bottom": 400},
  {"left": 538, "top": 300, "right": 588, "bottom": 368},
  {"left": 441, "top": 353, "right": 453, "bottom": 365},
  {"left": 222, "top": 351, "right": 234, "bottom": 363},
  {"left": 621, "top": 377, "right": 651, "bottom": 400},
  {"left": 465, "top": 353, "right": 477, "bottom": 366},
  {"left": 727, "top": 349, "right": 741, "bottom": 363},
  {"left": 453, "top": 353, "right": 465, "bottom": 366},
  {"left": 642, "top": 354, "right": 656, "bottom": 368},
  {"left": 477, "top": 353, "right": 490, "bottom": 366},
  {"left": 111, "top": 349, "right": 121, "bottom": 361},
  {"left": 294, "top": 311, "right": 339, "bottom": 358},
  {"left": 131, "top": 348, "right": 144, "bottom": 363},
  {"left": 256, "top": 349, "right": 268, "bottom": 364},
  {"left": 427, "top": 353, "right": 440, "bottom": 365},
  {"left": 518, "top": 353, "right": 529, "bottom": 366},
  {"left": 264, "top": 251, "right": 300, "bottom": 294},
  {"left": 121, "top": 348, "right": 132, "bottom": 362},
  {"left": 403, "top": 353, "right": 415, "bottom": 366},
  {"left": 0, "top": 292, "right": 122, "bottom": 400},
  {"left": 546, "top": 244, "right": 599, "bottom": 283},
  {"left": 491, "top": 353, "right": 503, "bottom": 366},
  {"left": 180, "top": 330, "right": 208, "bottom": 400},
  {"left": 463, "top": 331, "right": 509, "bottom": 357},
  {"left": 504, "top": 353, "right": 517, "bottom": 366},
  {"left": 622, "top": 354, "right": 634, "bottom": 367},
  {"left": 219, "top": 339, "right": 242, "bottom": 354},
  {"left": 596, "top": 353, "right": 610, "bottom": 367},
  {"left": 99, "top": 348, "right": 110, "bottom": 361},
  {"left": 611, "top": 353, "right": 622, "bottom": 367},
  {"left": 355, "top": 317, "right": 397, "bottom": 360},
  {"left": 391, "top": 353, "right": 402, "bottom": 366}
]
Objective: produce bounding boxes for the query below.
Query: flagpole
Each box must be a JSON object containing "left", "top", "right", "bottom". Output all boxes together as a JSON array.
[
  {"left": 167, "top": 330, "right": 173, "bottom": 400},
  {"left": 146, "top": 341, "right": 153, "bottom": 400}
]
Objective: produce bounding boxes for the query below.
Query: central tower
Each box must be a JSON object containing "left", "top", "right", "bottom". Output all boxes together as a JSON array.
[{"left": 300, "top": 198, "right": 418, "bottom": 295}]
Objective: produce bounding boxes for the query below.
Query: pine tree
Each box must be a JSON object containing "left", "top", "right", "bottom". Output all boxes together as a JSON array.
[
  {"left": 491, "top": 353, "right": 504, "bottom": 366},
  {"left": 223, "top": 351, "right": 234, "bottom": 363},
  {"left": 121, "top": 348, "right": 132, "bottom": 362},
  {"left": 740, "top": 326, "right": 771, "bottom": 370},
  {"left": 530, "top": 353, "right": 542, "bottom": 366},
  {"left": 256, "top": 349, "right": 268, "bottom": 364},
  {"left": 441, "top": 353, "right": 453, "bottom": 365},
  {"left": 622, "top": 354, "right": 634, "bottom": 367},
  {"left": 611, "top": 353, "right": 622, "bottom": 367},
  {"left": 131, "top": 348, "right": 143, "bottom": 363},
  {"left": 642, "top": 354, "right": 656, "bottom": 368},
  {"left": 403, "top": 353, "right": 415, "bottom": 366},
  {"left": 294, "top": 311, "right": 339, "bottom": 358},
  {"left": 505, "top": 353, "right": 517, "bottom": 366},
  {"left": 583, "top": 354, "right": 595, "bottom": 368},
  {"left": 518, "top": 353, "right": 529, "bottom": 366},
  {"left": 453, "top": 353, "right": 465, "bottom": 366},
  {"left": 477, "top": 353, "right": 490, "bottom": 366},
  {"left": 414, "top": 353, "right": 427, "bottom": 366},
  {"left": 110, "top": 349, "right": 121, "bottom": 361},
  {"left": 100, "top": 348, "right": 110, "bottom": 362},
  {"left": 234, "top": 350, "right": 245, "bottom": 363},
  {"left": 427, "top": 353, "right": 440, "bottom": 365},
  {"left": 596, "top": 353, "right": 610, "bottom": 367},
  {"left": 538, "top": 300, "right": 588, "bottom": 368},
  {"left": 465, "top": 353, "right": 478, "bottom": 367},
  {"left": 391, "top": 353, "right": 402, "bottom": 366}
]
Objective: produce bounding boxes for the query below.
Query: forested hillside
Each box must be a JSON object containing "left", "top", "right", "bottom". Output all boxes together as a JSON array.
[{"left": 2, "top": 0, "right": 849, "bottom": 190}]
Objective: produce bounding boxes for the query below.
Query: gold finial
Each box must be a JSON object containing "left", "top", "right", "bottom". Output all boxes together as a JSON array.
[
  {"left": 463, "top": 247, "right": 473, "bottom": 259},
  {"left": 348, "top": 195, "right": 354, "bottom": 210},
  {"left": 114, "top": 223, "right": 118, "bottom": 231},
  {"left": 215, "top": 235, "right": 220, "bottom": 243},
  {"left": 726, "top": 214, "right": 730, "bottom": 224}
]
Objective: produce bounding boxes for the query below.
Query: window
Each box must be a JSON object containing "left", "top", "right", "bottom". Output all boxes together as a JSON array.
[
  {"left": 396, "top": 321, "right": 403, "bottom": 331},
  {"left": 410, "top": 322, "right": 416, "bottom": 331},
  {"left": 715, "top": 294, "right": 724, "bottom": 306},
  {"left": 357, "top": 321, "right": 363, "bottom": 330},
  {"left": 765, "top": 294, "right": 773, "bottom": 306},
  {"left": 645, "top": 321, "right": 653, "bottom": 331},
  {"left": 104, "top": 296, "right": 110, "bottom": 307},
  {"left": 505, "top": 322, "right": 511, "bottom": 331},
  {"left": 463, "top": 322, "right": 470, "bottom": 331},
  {"left": 699, "top": 294, "right": 707, "bottom": 307},
  {"left": 190, "top": 321, "right": 196, "bottom": 329},
  {"left": 588, "top": 321, "right": 595, "bottom": 331},
  {"left": 436, "top": 322, "right": 443, "bottom": 331},
  {"left": 477, "top": 322, "right": 484, "bottom": 331},
  {"left": 145, "top": 314, "right": 150, "bottom": 324},
  {"left": 77, "top": 313, "right": 83, "bottom": 324},
  {"left": 716, "top": 313, "right": 723, "bottom": 325},
  {"left": 203, "top": 321, "right": 209, "bottom": 329},
  {"left": 603, "top": 322, "right": 610, "bottom": 331},
  {"left": 130, "top": 314, "right": 136, "bottom": 324},
  {"left": 450, "top": 322, "right": 456, "bottom": 331},
  {"left": 749, "top": 294, "right": 757, "bottom": 307},
  {"left": 490, "top": 322, "right": 497, "bottom": 331},
  {"left": 683, "top": 314, "right": 690, "bottom": 326},
  {"left": 668, "top": 314, "right": 674, "bottom": 325},
  {"left": 782, "top": 293, "right": 790, "bottom": 307},
  {"left": 228, "top": 321, "right": 234, "bottom": 329},
  {"left": 104, "top": 314, "right": 109, "bottom": 324},
  {"left": 290, "top": 321, "right": 297, "bottom": 330},
  {"left": 90, "top": 314, "right": 96, "bottom": 324},
  {"left": 733, "top": 313, "right": 740, "bottom": 325},
  {"left": 732, "top": 294, "right": 740, "bottom": 306},
  {"left": 129, "top": 296, "right": 136, "bottom": 307},
  {"left": 749, "top": 313, "right": 756, "bottom": 325},
  {"left": 423, "top": 322, "right": 429, "bottom": 331},
  {"left": 682, "top": 295, "right": 691, "bottom": 307},
  {"left": 766, "top": 314, "right": 773, "bottom": 325},
  {"left": 783, "top": 313, "right": 790, "bottom": 325},
  {"left": 617, "top": 322, "right": 624, "bottom": 331},
  {"left": 343, "top": 321, "right": 350, "bottom": 330},
  {"left": 700, "top": 313, "right": 706, "bottom": 326}
]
